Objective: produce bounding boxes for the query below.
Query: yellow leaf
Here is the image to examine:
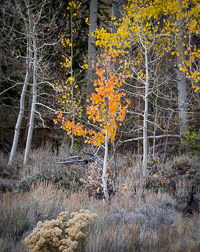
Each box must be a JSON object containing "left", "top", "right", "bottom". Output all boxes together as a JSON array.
[{"left": 68, "top": 77, "right": 75, "bottom": 83}]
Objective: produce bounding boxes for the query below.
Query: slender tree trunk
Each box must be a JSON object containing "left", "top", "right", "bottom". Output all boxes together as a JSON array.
[
  {"left": 112, "top": 0, "right": 123, "bottom": 33},
  {"left": 70, "top": 8, "right": 74, "bottom": 155},
  {"left": 152, "top": 85, "right": 158, "bottom": 158},
  {"left": 102, "top": 130, "right": 109, "bottom": 201},
  {"left": 177, "top": 41, "right": 188, "bottom": 136},
  {"left": 143, "top": 44, "right": 149, "bottom": 177},
  {"left": 8, "top": 17, "right": 31, "bottom": 167},
  {"left": 111, "top": 0, "right": 123, "bottom": 179},
  {"left": 8, "top": 72, "right": 29, "bottom": 166},
  {"left": 23, "top": 26, "right": 37, "bottom": 166},
  {"left": 177, "top": 0, "right": 188, "bottom": 137},
  {"left": 87, "top": 0, "right": 98, "bottom": 95}
]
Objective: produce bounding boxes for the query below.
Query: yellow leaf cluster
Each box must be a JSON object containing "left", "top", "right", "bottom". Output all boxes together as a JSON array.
[{"left": 68, "top": 0, "right": 81, "bottom": 10}]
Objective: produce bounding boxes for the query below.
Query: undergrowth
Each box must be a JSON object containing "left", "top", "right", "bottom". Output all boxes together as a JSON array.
[{"left": 0, "top": 149, "right": 200, "bottom": 251}]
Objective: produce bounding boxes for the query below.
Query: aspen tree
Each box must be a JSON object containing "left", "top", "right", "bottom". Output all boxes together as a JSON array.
[
  {"left": 8, "top": 5, "right": 32, "bottom": 166},
  {"left": 55, "top": 54, "right": 131, "bottom": 200},
  {"left": 6, "top": 0, "right": 64, "bottom": 166},
  {"left": 54, "top": 0, "right": 82, "bottom": 155}
]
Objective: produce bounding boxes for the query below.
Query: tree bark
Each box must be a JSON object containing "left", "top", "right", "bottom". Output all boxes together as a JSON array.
[
  {"left": 23, "top": 24, "right": 37, "bottom": 166},
  {"left": 177, "top": 42, "right": 188, "bottom": 136},
  {"left": 8, "top": 72, "right": 29, "bottom": 166},
  {"left": 112, "top": 0, "right": 123, "bottom": 33},
  {"left": 8, "top": 8, "right": 31, "bottom": 167},
  {"left": 142, "top": 44, "right": 149, "bottom": 177},
  {"left": 177, "top": 0, "right": 188, "bottom": 137},
  {"left": 102, "top": 130, "right": 109, "bottom": 201},
  {"left": 87, "top": 0, "right": 98, "bottom": 95}
]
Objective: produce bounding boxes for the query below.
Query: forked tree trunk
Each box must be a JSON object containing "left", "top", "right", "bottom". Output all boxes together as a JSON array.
[
  {"left": 8, "top": 72, "right": 29, "bottom": 166},
  {"left": 8, "top": 16, "right": 31, "bottom": 167}
]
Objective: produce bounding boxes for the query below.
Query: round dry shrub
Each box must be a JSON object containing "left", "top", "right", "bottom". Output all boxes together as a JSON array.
[{"left": 24, "top": 209, "right": 98, "bottom": 252}]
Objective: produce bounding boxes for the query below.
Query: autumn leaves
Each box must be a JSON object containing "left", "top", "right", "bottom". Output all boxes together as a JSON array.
[{"left": 55, "top": 54, "right": 131, "bottom": 147}]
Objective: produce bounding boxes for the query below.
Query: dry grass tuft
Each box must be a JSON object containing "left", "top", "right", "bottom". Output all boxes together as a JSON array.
[{"left": 0, "top": 182, "right": 67, "bottom": 243}]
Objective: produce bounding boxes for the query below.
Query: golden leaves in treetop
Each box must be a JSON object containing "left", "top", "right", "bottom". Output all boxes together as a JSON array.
[
  {"left": 94, "top": 0, "right": 200, "bottom": 59},
  {"left": 56, "top": 0, "right": 200, "bottom": 145}
]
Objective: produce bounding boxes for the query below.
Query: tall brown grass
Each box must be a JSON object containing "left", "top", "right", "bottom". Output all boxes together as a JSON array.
[{"left": 0, "top": 150, "right": 200, "bottom": 252}]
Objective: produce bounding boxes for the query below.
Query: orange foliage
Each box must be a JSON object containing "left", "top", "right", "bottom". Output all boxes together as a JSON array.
[{"left": 55, "top": 53, "right": 131, "bottom": 146}]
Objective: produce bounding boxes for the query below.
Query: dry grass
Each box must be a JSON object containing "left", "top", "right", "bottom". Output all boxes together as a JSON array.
[
  {"left": 0, "top": 181, "right": 68, "bottom": 251},
  {"left": 82, "top": 192, "right": 200, "bottom": 252},
  {"left": 0, "top": 152, "right": 8, "bottom": 168},
  {"left": 0, "top": 142, "right": 70, "bottom": 178},
  {"left": 0, "top": 182, "right": 200, "bottom": 252},
  {"left": 0, "top": 150, "right": 200, "bottom": 252}
]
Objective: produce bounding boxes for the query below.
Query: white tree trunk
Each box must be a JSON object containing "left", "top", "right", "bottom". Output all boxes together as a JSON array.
[
  {"left": 8, "top": 12, "right": 31, "bottom": 167},
  {"left": 143, "top": 45, "right": 149, "bottom": 177},
  {"left": 177, "top": 0, "right": 188, "bottom": 137},
  {"left": 102, "top": 130, "right": 109, "bottom": 201},
  {"left": 23, "top": 27, "right": 37, "bottom": 166},
  {"left": 8, "top": 72, "right": 29, "bottom": 166},
  {"left": 177, "top": 38, "right": 188, "bottom": 137}
]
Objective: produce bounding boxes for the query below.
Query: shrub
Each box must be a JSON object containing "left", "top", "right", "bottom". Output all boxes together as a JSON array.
[
  {"left": 15, "top": 166, "right": 81, "bottom": 192},
  {"left": 146, "top": 155, "right": 200, "bottom": 213},
  {"left": 83, "top": 194, "right": 200, "bottom": 252},
  {"left": 183, "top": 126, "right": 200, "bottom": 155},
  {"left": 107, "top": 191, "right": 176, "bottom": 230},
  {"left": 24, "top": 210, "right": 98, "bottom": 252},
  {"left": 0, "top": 178, "right": 12, "bottom": 192}
]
